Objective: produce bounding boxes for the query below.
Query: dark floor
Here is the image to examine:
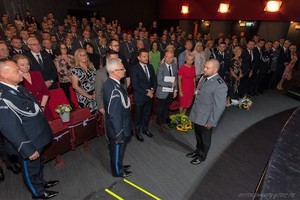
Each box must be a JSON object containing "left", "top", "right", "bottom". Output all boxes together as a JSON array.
[{"left": 1, "top": 90, "right": 300, "bottom": 199}]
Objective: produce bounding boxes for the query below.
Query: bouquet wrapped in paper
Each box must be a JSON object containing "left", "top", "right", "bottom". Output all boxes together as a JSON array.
[{"left": 231, "top": 96, "right": 252, "bottom": 110}]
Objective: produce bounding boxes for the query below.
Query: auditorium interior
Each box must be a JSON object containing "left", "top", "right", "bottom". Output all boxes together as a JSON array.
[{"left": 0, "top": 0, "right": 300, "bottom": 199}]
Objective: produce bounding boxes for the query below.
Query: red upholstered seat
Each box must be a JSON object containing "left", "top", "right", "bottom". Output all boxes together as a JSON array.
[
  {"left": 44, "top": 118, "right": 71, "bottom": 167},
  {"left": 68, "top": 108, "right": 98, "bottom": 148},
  {"left": 45, "top": 88, "right": 70, "bottom": 120},
  {"left": 69, "top": 86, "right": 79, "bottom": 109}
]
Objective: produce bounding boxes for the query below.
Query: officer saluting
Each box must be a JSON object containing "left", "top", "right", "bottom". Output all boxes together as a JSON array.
[
  {"left": 0, "top": 60, "right": 59, "bottom": 199},
  {"left": 187, "top": 59, "right": 228, "bottom": 165}
]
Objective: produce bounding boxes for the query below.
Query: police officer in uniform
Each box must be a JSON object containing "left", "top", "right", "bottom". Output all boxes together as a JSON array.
[
  {"left": 103, "top": 58, "right": 132, "bottom": 178},
  {"left": 0, "top": 60, "right": 59, "bottom": 199},
  {"left": 187, "top": 59, "right": 227, "bottom": 165}
]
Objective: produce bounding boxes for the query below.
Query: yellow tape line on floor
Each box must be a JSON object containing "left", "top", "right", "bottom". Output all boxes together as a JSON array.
[
  {"left": 123, "top": 179, "right": 161, "bottom": 200},
  {"left": 105, "top": 188, "right": 124, "bottom": 200}
]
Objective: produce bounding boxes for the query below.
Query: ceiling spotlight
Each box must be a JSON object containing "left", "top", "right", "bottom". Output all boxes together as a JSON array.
[
  {"left": 264, "top": 1, "right": 282, "bottom": 12},
  {"left": 218, "top": 3, "right": 230, "bottom": 13},
  {"left": 181, "top": 5, "right": 189, "bottom": 14}
]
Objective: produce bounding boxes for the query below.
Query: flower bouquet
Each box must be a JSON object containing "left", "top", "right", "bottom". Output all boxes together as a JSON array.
[
  {"left": 169, "top": 114, "right": 193, "bottom": 132},
  {"left": 55, "top": 104, "right": 72, "bottom": 122},
  {"left": 231, "top": 96, "right": 252, "bottom": 110}
]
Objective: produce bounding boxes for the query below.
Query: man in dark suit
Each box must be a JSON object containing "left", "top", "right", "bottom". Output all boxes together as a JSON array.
[
  {"left": 156, "top": 50, "right": 178, "bottom": 128},
  {"left": 239, "top": 40, "right": 255, "bottom": 97},
  {"left": 103, "top": 58, "right": 132, "bottom": 178},
  {"left": 9, "top": 37, "right": 24, "bottom": 57},
  {"left": 187, "top": 59, "right": 227, "bottom": 165},
  {"left": 209, "top": 42, "right": 231, "bottom": 80},
  {"left": 24, "top": 38, "right": 58, "bottom": 90},
  {"left": 131, "top": 49, "right": 157, "bottom": 142},
  {"left": 0, "top": 60, "right": 58, "bottom": 199}
]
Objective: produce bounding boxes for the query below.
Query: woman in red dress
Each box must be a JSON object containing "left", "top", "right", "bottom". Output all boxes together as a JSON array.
[
  {"left": 12, "top": 54, "right": 49, "bottom": 111},
  {"left": 178, "top": 52, "right": 196, "bottom": 115}
]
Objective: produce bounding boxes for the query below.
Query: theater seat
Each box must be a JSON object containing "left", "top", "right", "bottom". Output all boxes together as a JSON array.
[
  {"left": 44, "top": 118, "right": 72, "bottom": 168},
  {"left": 69, "top": 86, "right": 79, "bottom": 109},
  {"left": 45, "top": 88, "right": 70, "bottom": 120},
  {"left": 68, "top": 107, "right": 98, "bottom": 150}
]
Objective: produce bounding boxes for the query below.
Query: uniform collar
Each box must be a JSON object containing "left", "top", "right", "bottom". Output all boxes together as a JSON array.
[
  {"left": 206, "top": 73, "right": 218, "bottom": 80},
  {"left": 0, "top": 81, "right": 18, "bottom": 90}
]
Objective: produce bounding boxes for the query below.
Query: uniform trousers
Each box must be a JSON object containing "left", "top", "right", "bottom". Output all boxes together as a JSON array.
[
  {"left": 194, "top": 123, "right": 213, "bottom": 161},
  {"left": 134, "top": 98, "right": 152, "bottom": 135},
  {"left": 108, "top": 138, "right": 126, "bottom": 176},
  {"left": 18, "top": 151, "right": 46, "bottom": 198}
]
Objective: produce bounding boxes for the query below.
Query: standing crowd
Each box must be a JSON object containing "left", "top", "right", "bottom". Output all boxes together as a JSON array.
[{"left": 0, "top": 10, "right": 298, "bottom": 199}]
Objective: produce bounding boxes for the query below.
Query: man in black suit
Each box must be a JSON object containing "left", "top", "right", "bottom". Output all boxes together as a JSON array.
[
  {"left": 239, "top": 40, "right": 256, "bottom": 97},
  {"left": 131, "top": 49, "right": 157, "bottom": 142},
  {"left": 24, "top": 38, "right": 58, "bottom": 90},
  {"left": 0, "top": 60, "right": 58, "bottom": 199},
  {"left": 103, "top": 58, "right": 132, "bottom": 178},
  {"left": 9, "top": 37, "right": 24, "bottom": 57},
  {"left": 209, "top": 42, "right": 231, "bottom": 80},
  {"left": 42, "top": 39, "right": 55, "bottom": 60}
]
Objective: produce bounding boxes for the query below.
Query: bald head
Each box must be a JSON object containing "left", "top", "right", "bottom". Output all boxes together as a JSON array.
[
  {"left": 203, "top": 59, "right": 220, "bottom": 77},
  {"left": 0, "top": 60, "right": 23, "bottom": 85}
]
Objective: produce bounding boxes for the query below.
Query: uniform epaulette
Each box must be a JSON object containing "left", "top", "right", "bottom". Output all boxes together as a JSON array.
[{"left": 217, "top": 78, "right": 224, "bottom": 84}]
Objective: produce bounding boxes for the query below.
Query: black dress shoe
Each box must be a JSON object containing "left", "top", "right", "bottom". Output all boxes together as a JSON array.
[
  {"left": 186, "top": 151, "right": 198, "bottom": 158},
  {"left": 0, "top": 168, "right": 4, "bottom": 183},
  {"left": 44, "top": 180, "right": 59, "bottom": 188},
  {"left": 143, "top": 131, "right": 153, "bottom": 137},
  {"left": 123, "top": 165, "right": 131, "bottom": 170},
  {"left": 113, "top": 170, "right": 132, "bottom": 178},
  {"left": 191, "top": 158, "right": 203, "bottom": 165},
  {"left": 136, "top": 135, "right": 144, "bottom": 142},
  {"left": 32, "top": 190, "right": 58, "bottom": 199}
]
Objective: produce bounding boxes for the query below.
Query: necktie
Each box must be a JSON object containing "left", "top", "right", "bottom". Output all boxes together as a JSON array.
[
  {"left": 168, "top": 65, "right": 172, "bottom": 76},
  {"left": 203, "top": 77, "right": 207, "bottom": 83},
  {"left": 250, "top": 50, "right": 253, "bottom": 61},
  {"left": 144, "top": 65, "right": 149, "bottom": 81},
  {"left": 36, "top": 54, "right": 44, "bottom": 69}
]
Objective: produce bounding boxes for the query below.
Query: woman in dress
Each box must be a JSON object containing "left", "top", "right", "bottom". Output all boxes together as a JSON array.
[
  {"left": 148, "top": 41, "right": 161, "bottom": 74},
  {"left": 12, "top": 54, "right": 49, "bottom": 111},
  {"left": 277, "top": 45, "right": 298, "bottom": 90},
  {"left": 71, "top": 49, "right": 98, "bottom": 114},
  {"left": 54, "top": 43, "right": 75, "bottom": 103},
  {"left": 204, "top": 40, "right": 214, "bottom": 61},
  {"left": 178, "top": 53, "right": 196, "bottom": 115},
  {"left": 192, "top": 42, "right": 206, "bottom": 80},
  {"left": 14, "top": 14, "right": 25, "bottom": 30},
  {"left": 84, "top": 42, "right": 101, "bottom": 70},
  {"left": 228, "top": 46, "right": 243, "bottom": 105}
]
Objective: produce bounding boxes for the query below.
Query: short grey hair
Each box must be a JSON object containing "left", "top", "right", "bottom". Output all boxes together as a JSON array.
[{"left": 106, "top": 58, "right": 122, "bottom": 73}]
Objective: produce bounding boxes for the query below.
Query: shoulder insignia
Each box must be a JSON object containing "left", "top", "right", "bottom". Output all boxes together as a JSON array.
[{"left": 217, "top": 78, "right": 224, "bottom": 84}]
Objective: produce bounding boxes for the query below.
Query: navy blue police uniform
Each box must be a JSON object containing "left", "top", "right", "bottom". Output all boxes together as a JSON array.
[
  {"left": 103, "top": 78, "right": 131, "bottom": 177},
  {"left": 0, "top": 83, "right": 53, "bottom": 198}
]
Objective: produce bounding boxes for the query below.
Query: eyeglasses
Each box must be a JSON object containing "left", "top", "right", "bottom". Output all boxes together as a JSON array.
[{"left": 115, "top": 68, "right": 126, "bottom": 71}]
